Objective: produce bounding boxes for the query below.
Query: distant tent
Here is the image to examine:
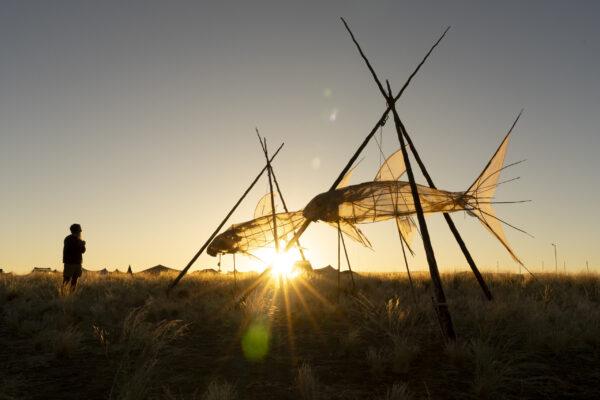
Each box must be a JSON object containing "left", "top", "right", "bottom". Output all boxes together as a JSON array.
[
  {"left": 127, "top": 265, "right": 133, "bottom": 274},
  {"left": 139, "top": 265, "right": 180, "bottom": 275},
  {"left": 314, "top": 265, "right": 336, "bottom": 275}
]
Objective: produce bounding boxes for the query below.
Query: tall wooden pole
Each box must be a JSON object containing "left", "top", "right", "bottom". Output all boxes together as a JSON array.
[
  {"left": 260, "top": 136, "right": 279, "bottom": 254},
  {"left": 386, "top": 81, "right": 456, "bottom": 341},
  {"left": 168, "top": 143, "right": 284, "bottom": 292},
  {"left": 337, "top": 222, "right": 341, "bottom": 295},
  {"left": 269, "top": 166, "right": 307, "bottom": 261},
  {"left": 396, "top": 219, "right": 417, "bottom": 305},
  {"left": 397, "top": 119, "right": 494, "bottom": 300},
  {"left": 256, "top": 129, "right": 307, "bottom": 262},
  {"left": 339, "top": 225, "right": 356, "bottom": 290},
  {"left": 233, "top": 253, "right": 237, "bottom": 293},
  {"left": 340, "top": 17, "right": 458, "bottom": 339}
]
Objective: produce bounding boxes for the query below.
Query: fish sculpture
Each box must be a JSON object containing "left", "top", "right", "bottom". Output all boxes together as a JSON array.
[
  {"left": 207, "top": 144, "right": 416, "bottom": 258},
  {"left": 207, "top": 171, "right": 371, "bottom": 257},
  {"left": 302, "top": 130, "right": 524, "bottom": 265}
]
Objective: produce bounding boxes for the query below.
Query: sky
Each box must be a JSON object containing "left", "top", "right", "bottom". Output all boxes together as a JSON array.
[{"left": 1, "top": 1, "right": 599, "bottom": 275}]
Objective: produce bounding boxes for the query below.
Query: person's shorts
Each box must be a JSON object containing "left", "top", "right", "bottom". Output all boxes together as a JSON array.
[{"left": 63, "top": 263, "right": 82, "bottom": 279}]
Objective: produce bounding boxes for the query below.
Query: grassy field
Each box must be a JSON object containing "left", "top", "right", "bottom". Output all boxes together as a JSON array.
[{"left": 1, "top": 270, "right": 599, "bottom": 400}]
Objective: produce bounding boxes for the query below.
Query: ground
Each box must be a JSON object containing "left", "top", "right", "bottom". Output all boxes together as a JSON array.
[{"left": 1, "top": 270, "right": 599, "bottom": 400}]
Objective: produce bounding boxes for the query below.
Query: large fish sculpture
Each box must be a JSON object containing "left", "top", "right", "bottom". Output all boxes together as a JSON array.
[{"left": 302, "top": 130, "right": 524, "bottom": 265}]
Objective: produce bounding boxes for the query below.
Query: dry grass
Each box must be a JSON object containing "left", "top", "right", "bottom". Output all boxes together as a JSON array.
[{"left": 0, "top": 270, "right": 599, "bottom": 399}]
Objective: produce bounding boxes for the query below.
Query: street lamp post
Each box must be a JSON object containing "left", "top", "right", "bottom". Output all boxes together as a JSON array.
[{"left": 551, "top": 243, "right": 558, "bottom": 274}]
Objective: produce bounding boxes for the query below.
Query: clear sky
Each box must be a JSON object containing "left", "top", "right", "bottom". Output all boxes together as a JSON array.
[{"left": 1, "top": 1, "right": 599, "bottom": 274}]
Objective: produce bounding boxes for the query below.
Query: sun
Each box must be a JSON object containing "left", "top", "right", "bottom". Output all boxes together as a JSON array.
[
  {"left": 271, "top": 251, "right": 299, "bottom": 279},
  {"left": 253, "top": 247, "right": 300, "bottom": 279}
]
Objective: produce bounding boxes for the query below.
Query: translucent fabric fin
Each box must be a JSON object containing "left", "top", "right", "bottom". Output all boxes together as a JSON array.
[
  {"left": 374, "top": 147, "right": 407, "bottom": 181},
  {"left": 336, "top": 167, "right": 356, "bottom": 189},
  {"left": 328, "top": 220, "right": 372, "bottom": 249},
  {"left": 465, "top": 132, "right": 511, "bottom": 202},
  {"left": 395, "top": 216, "right": 416, "bottom": 256},
  {"left": 470, "top": 203, "right": 523, "bottom": 265},
  {"left": 254, "top": 192, "right": 278, "bottom": 219},
  {"left": 465, "top": 131, "right": 524, "bottom": 266}
]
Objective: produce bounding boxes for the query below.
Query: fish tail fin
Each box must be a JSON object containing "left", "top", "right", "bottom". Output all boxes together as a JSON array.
[{"left": 464, "top": 118, "right": 524, "bottom": 266}]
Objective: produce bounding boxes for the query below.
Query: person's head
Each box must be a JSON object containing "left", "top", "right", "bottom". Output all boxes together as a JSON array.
[{"left": 70, "top": 223, "right": 82, "bottom": 237}]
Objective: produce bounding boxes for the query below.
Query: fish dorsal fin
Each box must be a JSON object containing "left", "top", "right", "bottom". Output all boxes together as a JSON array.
[
  {"left": 336, "top": 167, "right": 356, "bottom": 189},
  {"left": 254, "top": 192, "right": 278, "bottom": 219},
  {"left": 374, "top": 147, "right": 407, "bottom": 181}
]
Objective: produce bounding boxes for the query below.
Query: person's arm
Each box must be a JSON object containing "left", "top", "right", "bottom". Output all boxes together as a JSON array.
[{"left": 80, "top": 239, "right": 86, "bottom": 254}]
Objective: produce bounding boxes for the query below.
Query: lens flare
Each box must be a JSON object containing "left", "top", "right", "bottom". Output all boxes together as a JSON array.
[
  {"left": 329, "top": 108, "right": 338, "bottom": 121},
  {"left": 311, "top": 157, "right": 321, "bottom": 170},
  {"left": 271, "top": 251, "right": 299, "bottom": 279}
]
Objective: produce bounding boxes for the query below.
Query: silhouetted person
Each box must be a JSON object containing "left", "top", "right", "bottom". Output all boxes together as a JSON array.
[{"left": 63, "top": 223, "right": 86, "bottom": 290}]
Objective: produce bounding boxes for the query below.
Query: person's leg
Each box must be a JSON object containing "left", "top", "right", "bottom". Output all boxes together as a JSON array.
[{"left": 70, "top": 275, "right": 78, "bottom": 289}]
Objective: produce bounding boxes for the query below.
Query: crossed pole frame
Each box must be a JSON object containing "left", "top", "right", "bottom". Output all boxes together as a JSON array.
[
  {"left": 168, "top": 143, "right": 284, "bottom": 292},
  {"left": 231, "top": 22, "right": 452, "bottom": 312}
]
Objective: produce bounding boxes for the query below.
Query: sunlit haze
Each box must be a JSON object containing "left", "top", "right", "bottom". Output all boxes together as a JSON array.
[{"left": 1, "top": 1, "right": 599, "bottom": 274}]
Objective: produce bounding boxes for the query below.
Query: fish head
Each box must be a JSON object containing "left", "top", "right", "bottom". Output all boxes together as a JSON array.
[
  {"left": 303, "top": 190, "right": 343, "bottom": 222},
  {"left": 207, "top": 230, "right": 240, "bottom": 256}
]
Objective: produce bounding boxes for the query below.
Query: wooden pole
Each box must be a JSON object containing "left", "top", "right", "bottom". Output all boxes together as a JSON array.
[
  {"left": 340, "top": 18, "right": 456, "bottom": 339},
  {"left": 337, "top": 222, "right": 341, "bottom": 296},
  {"left": 339, "top": 224, "right": 356, "bottom": 290},
  {"left": 398, "top": 118, "right": 495, "bottom": 300},
  {"left": 269, "top": 166, "right": 307, "bottom": 261},
  {"left": 167, "top": 143, "right": 284, "bottom": 292},
  {"left": 256, "top": 128, "right": 307, "bottom": 262},
  {"left": 233, "top": 253, "right": 237, "bottom": 293},
  {"left": 396, "top": 219, "right": 417, "bottom": 305},
  {"left": 386, "top": 81, "right": 456, "bottom": 341},
  {"left": 261, "top": 137, "right": 280, "bottom": 254}
]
